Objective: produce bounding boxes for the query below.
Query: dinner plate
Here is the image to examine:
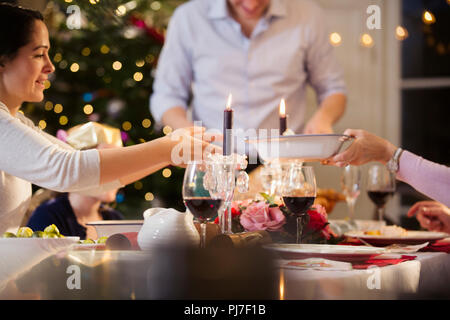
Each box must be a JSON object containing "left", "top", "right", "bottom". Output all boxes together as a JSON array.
[
  {"left": 0, "top": 237, "right": 79, "bottom": 288},
  {"left": 86, "top": 220, "right": 143, "bottom": 238},
  {"left": 345, "top": 230, "right": 450, "bottom": 246},
  {"left": 263, "top": 243, "right": 386, "bottom": 262},
  {"left": 245, "top": 134, "right": 353, "bottom": 162}
]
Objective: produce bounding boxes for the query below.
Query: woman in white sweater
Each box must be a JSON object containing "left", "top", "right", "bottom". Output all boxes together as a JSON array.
[{"left": 0, "top": 4, "right": 217, "bottom": 234}]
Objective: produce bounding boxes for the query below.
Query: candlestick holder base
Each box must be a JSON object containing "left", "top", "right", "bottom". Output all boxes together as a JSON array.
[{"left": 203, "top": 153, "right": 249, "bottom": 234}]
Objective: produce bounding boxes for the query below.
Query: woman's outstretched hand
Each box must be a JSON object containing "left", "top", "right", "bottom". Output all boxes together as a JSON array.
[
  {"left": 165, "top": 126, "right": 222, "bottom": 167},
  {"left": 323, "top": 129, "right": 397, "bottom": 167}
]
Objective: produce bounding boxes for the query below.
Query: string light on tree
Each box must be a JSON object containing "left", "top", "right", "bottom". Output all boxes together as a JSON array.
[
  {"left": 70, "top": 63, "right": 80, "bottom": 72},
  {"left": 422, "top": 11, "right": 436, "bottom": 25},
  {"left": 142, "top": 118, "right": 151, "bottom": 128},
  {"left": 162, "top": 168, "right": 172, "bottom": 178},
  {"left": 54, "top": 104, "right": 63, "bottom": 114},
  {"left": 122, "top": 121, "right": 132, "bottom": 131},
  {"left": 112, "top": 61, "right": 122, "bottom": 71},
  {"left": 395, "top": 26, "right": 408, "bottom": 41},
  {"left": 329, "top": 32, "right": 342, "bottom": 46},
  {"left": 360, "top": 33, "right": 374, "bottom": 48},
  {"left": 44, "top": 101, "right": 53, "bottom": 111},
  {"left": 59, "top": 60, "right": 67, "bottom": 69},
  {"left": 44, "top": 80, "right": 51, "bottom": 90},
  {"left": 100, "top": 45, "right": 110, "bottom": 54},
  {"left": 59, "top": 116, "right": 68, "bottom": 126},
  {"left": 38, "top": 120, "right": 47, "bottom": 130},
  {"left": 150, "top": 1, "right": 161, "bottom": 10},
  {"left": 163, "top": 125, "right": 172, "bottom": 135},
  {"left": 53, "top": 53, "right": 62, "bottom": 63},
  {"left": 133, "top": 72, "right": 143, "bottom": 82},
  {"left": 81, "top": 47, "right": 91, "bottom": 56},
  {"left": 134, "top": 181, "right": 143, "bottom": 190},
  {"left": 83, "top": 104, "right": 94, "bottom": 115},
  {"left": 136, "top": 60, "right": 145, "bottom": 67},
  {"left": 145, "top": 192, "right": 154, "bottom": 201},
  {"left": 116, "top": 5, "right": 127, "bottom": 16}
]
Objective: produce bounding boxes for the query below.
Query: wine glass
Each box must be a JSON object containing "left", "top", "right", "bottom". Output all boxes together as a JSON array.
[
  {"left": 281, "top": 164, "right": 316, "bottom": 244},
  {"left": 260, "top": 160, "right": 283, "bottom": 196},
  {"left": 183, "top": 161, "right": 223, "bottom": 248},
  {"left": 366, "top": 164, "right": 396, "bottom": 221},
  {"left": 341, "top": 165, "right": 361, "bottom": 223}
]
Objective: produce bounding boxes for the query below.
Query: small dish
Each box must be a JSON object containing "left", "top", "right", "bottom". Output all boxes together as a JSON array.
[
  {"left": 263, "top": 243, "right": 385, "bottom": 262},
  {"left": 86, "top": 220, "right": 143, "bottom": 238},
  {"left": 345, "top": 230, "right": 449, "bottom": 246},
  {"left": 245, "top": 134, "right": 353, "bottom": 162}
]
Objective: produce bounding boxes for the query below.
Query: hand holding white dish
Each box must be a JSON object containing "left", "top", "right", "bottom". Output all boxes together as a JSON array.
[{"left": 245, "top": 134, "right": 353, "bottom": 162}]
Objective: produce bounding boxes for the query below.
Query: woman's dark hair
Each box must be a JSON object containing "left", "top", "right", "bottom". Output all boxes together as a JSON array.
[{"left": 0, "top": 3, "right": 44, "bottom": 66}]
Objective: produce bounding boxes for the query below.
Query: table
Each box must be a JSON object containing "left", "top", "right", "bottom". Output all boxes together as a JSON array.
[
  {"left": 2, "top": 245, "right": 449, "bottom": 300},
  {"left": 281, "top": 252, "right": 450, "bottom": 299}
]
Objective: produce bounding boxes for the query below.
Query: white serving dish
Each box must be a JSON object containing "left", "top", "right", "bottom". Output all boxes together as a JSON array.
[
  {"left": 245, "top": 134, "right": 353, "bottom": 162},
  {"left": 86, "top": 220, "right": 144, "bottom": 238}
]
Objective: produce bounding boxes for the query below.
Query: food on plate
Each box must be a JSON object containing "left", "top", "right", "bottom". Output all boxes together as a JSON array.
[
  {"left": 2, "top": 232, "right": 16, "bottom": 238},
  {"left": 2, "top": 224, "right": 66, "bottom": 238},
  {"left": 44, "top": 224, "right": 60, "bottom": 235},
  {"left": 364, "top": 225, "right": 407, "bottom": 237},
  {"left": 43, "top": 232, "right": 59, "bottom": 239},
  {"left": 32, "top": 231, "right": 44, "bottom": 238},
  {"left": 16, "top": 227, "right": 33, "bottom": 238},
  {"left": 81, "top": 238, "right": 95, "bottom": 244},
  {"left": 97, "top": 236, "right": 108, "bottom": 244}
]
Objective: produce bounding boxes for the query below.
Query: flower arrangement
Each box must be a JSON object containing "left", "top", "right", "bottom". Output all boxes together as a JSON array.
[{"left": 215, "top": 193, "right": 340, "bottom": 244}]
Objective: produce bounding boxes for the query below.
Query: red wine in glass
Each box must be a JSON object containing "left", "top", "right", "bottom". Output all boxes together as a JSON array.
[
  {"left": 184, "top": 197, "right": 223, "bottom": 223},
  {"left": 282, "top": 196, "right": 315, "bottom": 216},
  {"left": 367, "top": 191, "right": 394, "bottom": 208}
]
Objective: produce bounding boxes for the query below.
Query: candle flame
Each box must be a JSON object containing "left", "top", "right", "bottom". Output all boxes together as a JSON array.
[
  {"left": 279, "top": 269, "right": 285, "bottom": 300},
  {"left": 226, "top": 94, "right": 232, "bottom": 110},
  {"left": 279, "top": 98, "right": 286, "bottom": 116}
]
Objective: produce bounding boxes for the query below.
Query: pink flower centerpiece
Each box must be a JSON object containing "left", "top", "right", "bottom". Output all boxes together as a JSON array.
[{"left": 215, "top": 193, "right": 339, "bottom": 244}]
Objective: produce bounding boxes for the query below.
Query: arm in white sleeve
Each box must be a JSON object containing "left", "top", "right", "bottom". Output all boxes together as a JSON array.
[
  {"left": 0, "top": 109, "right": 100, "bottom": 192},
  {"left": 39, "top": 129, "right": 124, "bottom": 193}
]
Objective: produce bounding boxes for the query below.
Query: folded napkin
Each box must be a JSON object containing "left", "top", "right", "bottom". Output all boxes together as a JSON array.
[
  {"left": 421, "top": 238, "right": 450, "bottom": 253},
  {"left": 352, "top": 255, "right": 416, "bottom": 270}
]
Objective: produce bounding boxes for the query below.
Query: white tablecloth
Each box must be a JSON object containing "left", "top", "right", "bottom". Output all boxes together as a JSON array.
[{"left": 281, "top": 252, "right": 450, "bottom": 299}]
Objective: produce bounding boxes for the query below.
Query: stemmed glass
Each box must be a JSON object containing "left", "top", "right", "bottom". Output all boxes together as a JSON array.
[
  {"left": 341, "top": 165, "right": 361, "bottom": 223},
  {"left": 260, "top": 160, "right": 283, "bottom": 196},
  {"left": 182, "top": 161, "right": 223, "bottom": 248},
  {"left": 281, "top": 164, "right": 316, "bottom": 244},
  {"left": 366, "top": 164, "right": 396, "bottom": 221}
]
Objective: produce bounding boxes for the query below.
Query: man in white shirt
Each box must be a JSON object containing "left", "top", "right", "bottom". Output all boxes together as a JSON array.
[{"left": 150, "top": 0, "right": 347, "bottom": 137}]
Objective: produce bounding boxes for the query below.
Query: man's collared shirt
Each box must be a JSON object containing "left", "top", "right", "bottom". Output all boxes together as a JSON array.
[{"left": 150, "top": 0, "right": 346, "bottom": 133}]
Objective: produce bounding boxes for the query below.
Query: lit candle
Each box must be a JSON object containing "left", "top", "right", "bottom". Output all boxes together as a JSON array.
[
  {"left": 279, "top": 98, "right": 287, "bottom": 135},
  {"left": 223, "top": 93, "right": 233, "bottom": 155}
]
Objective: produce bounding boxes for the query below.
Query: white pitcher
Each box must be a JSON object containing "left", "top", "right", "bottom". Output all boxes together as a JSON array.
[{"left": 137, "top": 208, "right": 200, "bottom": 251}]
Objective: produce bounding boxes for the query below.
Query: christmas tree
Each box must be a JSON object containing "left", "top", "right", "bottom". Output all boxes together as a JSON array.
[{"left": 26, "top": 0, "right": 187, "bottom": 218}]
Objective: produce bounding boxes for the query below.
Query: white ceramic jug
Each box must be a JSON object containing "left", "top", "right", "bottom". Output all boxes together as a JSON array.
[{"left": 137, "top": 208, "right": 200, "bottom": 251}]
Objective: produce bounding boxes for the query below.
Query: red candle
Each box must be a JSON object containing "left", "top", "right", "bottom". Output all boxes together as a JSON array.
[
  {"left": 279, "top": 98, "right": 287, "bottom": 135},
  {"left": 223, "top": 94, "right": 233, "bottom": 155}
]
